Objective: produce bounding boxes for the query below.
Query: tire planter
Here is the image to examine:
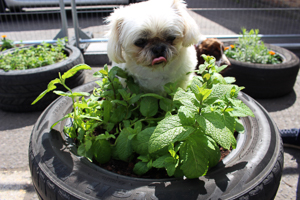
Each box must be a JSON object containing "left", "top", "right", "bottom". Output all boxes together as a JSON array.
[
  {"left": 221, "top": 42, "right": 300, "bottom": 99},
  {"left": 0, "top": 44, "right": 85, "bottom": 112},
  {"left": 29, "top": 81, "right": 284, "bottom": 200}
]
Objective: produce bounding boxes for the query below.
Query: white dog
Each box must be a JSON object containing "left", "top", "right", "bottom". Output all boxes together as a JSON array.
[{"left": 106, "top": 0, "right": 200, "bottom": 94}]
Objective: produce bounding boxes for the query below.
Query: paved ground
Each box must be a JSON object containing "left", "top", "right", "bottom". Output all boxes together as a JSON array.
[{"left": 0, "top": 1, "right": 300, "bottom": 199}]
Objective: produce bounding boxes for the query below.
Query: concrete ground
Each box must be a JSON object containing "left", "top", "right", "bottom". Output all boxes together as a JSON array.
[{"left": 0, "top": 1, "right": 300, "bottom": 199}]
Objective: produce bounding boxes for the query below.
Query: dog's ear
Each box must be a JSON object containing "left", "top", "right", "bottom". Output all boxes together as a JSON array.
[
  {"left": 106, "top": 10, "right": 126, "bottom": 63},
  {"left": 172, "top": 0, "right": 200, "bottom": 47}
]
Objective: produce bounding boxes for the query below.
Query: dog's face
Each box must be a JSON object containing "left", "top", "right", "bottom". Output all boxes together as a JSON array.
[{"left": 106, "top": 0, "right": 200, "bottom": 68}]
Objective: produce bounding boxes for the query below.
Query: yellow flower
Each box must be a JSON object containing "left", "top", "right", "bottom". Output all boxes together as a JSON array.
[
  {"left": 269, "top": 51, "right": 275, "bottom": 55},
  {"left": 224, "top": 46, "right": 230, "bottom": 50},
  {"left": 1, "top": 35, "right": 7, "bottom": 38},
  {"left": 230, "top": 45, "right": 235, "bottom": 49}
]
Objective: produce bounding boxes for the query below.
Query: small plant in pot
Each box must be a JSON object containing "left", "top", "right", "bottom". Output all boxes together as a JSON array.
[
  {"left": 0, "top": 38, "right": 85, "bottom": 112},
  {"left": 222, "top": 28, "right": 300, "bottom": 99},
  {"left": 30, "top": 55, "right": 283, "bottom": 199}
]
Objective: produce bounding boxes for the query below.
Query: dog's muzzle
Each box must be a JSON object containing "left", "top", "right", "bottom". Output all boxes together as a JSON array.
[{"left": 152, "top": 45, "right": 167, "bottom": 65}]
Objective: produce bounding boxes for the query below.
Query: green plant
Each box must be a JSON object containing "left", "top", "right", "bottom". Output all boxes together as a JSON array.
[
  {"left": 0, "top": 35, "right": 15, "bottom": 51},
  {"left": 33, "top": 55, "right": 254, "bottom": 179},
  {"left": 0, "top": 38, "right": 67, "bottom": 71},
  {"left": 224, "top": 29, "right": 282, "bottom": 64}
]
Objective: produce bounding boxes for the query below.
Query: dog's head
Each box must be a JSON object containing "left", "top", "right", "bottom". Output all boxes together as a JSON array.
[
  {"left": 106, "top": 0, "right": 200, "bottom": 68},
  {"left": 196, "top": 38, "right": 231, "bottom": 68}
]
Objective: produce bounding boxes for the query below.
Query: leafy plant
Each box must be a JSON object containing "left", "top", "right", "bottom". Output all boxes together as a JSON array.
[
  {"left": 0, "top": 38, "right": 67, "bottom": 71},
  {"left": 0, "top": 35, "right": 15, "bottom": 51},
  {"left": 33, "top": 55, "right": 254, "bottom": 179},
  {"left": 224, "top": 29, "right": 282, "bottom": 64}
]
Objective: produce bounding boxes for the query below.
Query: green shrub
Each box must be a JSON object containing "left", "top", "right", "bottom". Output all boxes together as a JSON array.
[
  {"left": 33, "top": 55, "right": 254, "bottom": 179},
  {"left": 0, "top": 38, "right": 67, "bottom": 71},
  {"left": 224, "top": 29, "right": 282, "bottom": 64}
]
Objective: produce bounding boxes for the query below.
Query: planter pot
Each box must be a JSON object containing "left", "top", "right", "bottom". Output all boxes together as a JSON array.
[
  {"left": 0, "top": 44, "right": 85, "bottom": 112},
  {"left": 29, "top": 81, "right": 283, "bottom": 200},
  {"left": 221, "top": 42, "right": 300, "bottom": 99}
]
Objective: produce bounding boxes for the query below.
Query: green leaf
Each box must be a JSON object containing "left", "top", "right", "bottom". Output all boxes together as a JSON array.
[
  {"left": 224, "top": 77, "right": 236, "bottom": 84},
  {"left": 189, "top": 76, "right": 203, "bottom": 95},
  {"left": 149, "top": 115, "right": 194, "bottom": 153},
  {"left": 230, "top": 101, "right": 255, "bottom": 118},
  {"left": 180, "top": 133, "right": 220, "bottom": 178},
  {"left": 118, "top": 89, "right": 130, "bottom": 101},
  {"left": 133, "top": 161, "right": 150, "bottom": 175},
  {"left": 115, "top": 128, "right": 134, "bottom": 161},
  {"left": 164, "top": 157, "right": 177, "bottom": 177},
  {"left": 195, "top": 115, "right": 206, "bottom": 129},
  {"left": 159, "top": 98, "right": 173, "bottom": 112},
  {"left": 140, "top": 97, "right": 158, "bottom": 117},
  {"left": 77, "top": 143, "right": 86, "bottom": 156},
  {"left": 128, "top": 94, "right": 142, "bottom": 105},
  {"left": 235, "top": 118, "right": 245, "bottom": 133},
  {"left": 204, "top": 85, "right": 234, "bottom": 105},
  {"left": 93, "top": 139, "right": 112, "bottom": 164},
  {"left": 111, "top": 100, "right": 128, "bottom": 107},
  {"left": 132, "top": 127, "right": 155, "bottom": 155},
  {"left": 173, "top": 88, "right": 200, "bottom": 109},
  {"left": 126, "top": 76, "right": 140, "bottom": 94},
  {"left": 202, "top": 112, "right": 236, "bottom": 149},
  {"left": 216, "top": 65, "right": 228, "bottom": 73},
  {"left": 178, "top": 106, "right": 197, "bottom": 125},
  {"left": 141, "top": 93, "right": 164, "bottom": 99},
  {"left": 62, "top": 64, "right": 91, "bottom": 80},
  {"left": 31, "top": 78, "right": 60, "bottom": 105},
  {"left": 152, "top": 155, "right": 170, "bottom": 168},
  {"left": 102, "top": 100, "right": 112, "bottom": 123},
  {"left": 51, "top": 113, "right": 73, "bottom": 129}
]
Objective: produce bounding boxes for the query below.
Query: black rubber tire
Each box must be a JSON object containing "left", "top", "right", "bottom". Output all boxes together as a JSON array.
[
  {"left": 0, "top": 44, "right": 85, "bottom": 112},
  {"left": 0, "top": 0, "right": 6, "bottom": 13},
  {"left": 29, "top": 81, "right": 283, "bottom": 200},
  {"left": 221, "top": 42, "right": 300, "bottom": 99}
]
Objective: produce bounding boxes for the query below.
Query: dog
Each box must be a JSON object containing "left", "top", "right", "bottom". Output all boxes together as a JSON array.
[
  {"left": 195, "top": 38, "right": 231, "bottom": 70},
  {"left": 106, "top": 0, "right": 201, "bottom": 94}
]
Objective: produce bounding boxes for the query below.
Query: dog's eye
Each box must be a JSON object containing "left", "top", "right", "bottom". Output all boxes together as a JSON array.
[
  {"left": 134, "top": 39, "right": 147, "bottom": 48},
  {"left": 167, "top": 36, "right": 176, "bottom": 43}
]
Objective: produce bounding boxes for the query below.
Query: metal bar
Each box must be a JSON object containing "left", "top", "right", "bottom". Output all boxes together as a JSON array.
[
  {"left": 71, "top": 0, "right": 80, "bottom": 48},
  {"left": 206, "top": 34, "right": 300, "bottom": 39},
  {"left": 54, "top": 0, "right": 68, "bottom": 40},
  {"left": 189, "top": 8, "right": 300, "bottom": 11},
  {"left": 3, "top": 39, "right": 300, "bottom": 49}
]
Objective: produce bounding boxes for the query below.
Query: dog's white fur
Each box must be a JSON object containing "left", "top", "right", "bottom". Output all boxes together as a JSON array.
[{"left": 106, "top": 0, "right": 200, "bottom": 94}]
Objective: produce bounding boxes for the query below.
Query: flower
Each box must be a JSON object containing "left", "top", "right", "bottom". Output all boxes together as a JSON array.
[
  {"left": 224, "top": 46, "right": 230, "bottom": 50},
  {"left": 269, "top": 51, "right": 276, "bottom": 55},
  {"left": 230, "top": 45, "right": 235, "bottom": 49},
  {"left": 1, "top": 35, "right": 7, "bottom": 39}
]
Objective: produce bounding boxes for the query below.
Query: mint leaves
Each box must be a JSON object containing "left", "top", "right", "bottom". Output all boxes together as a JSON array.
[{"left": 32, "top": 55, "right": 254, "bottom": 179}]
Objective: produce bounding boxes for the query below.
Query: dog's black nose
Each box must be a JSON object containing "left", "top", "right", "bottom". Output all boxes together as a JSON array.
[{"left": 152, "top": 45, "right": 166, "bottom": 57}]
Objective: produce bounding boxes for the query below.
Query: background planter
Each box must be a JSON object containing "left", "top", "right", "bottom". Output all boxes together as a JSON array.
[
  {"left": 0, "top": 44, "right": 85, "bottom": 112},
  {"left": 29, "top": 81, "right": 283, "bottom": 200},
  {"left": 221, "top": 42, "right": 300, "bottom": 99}
]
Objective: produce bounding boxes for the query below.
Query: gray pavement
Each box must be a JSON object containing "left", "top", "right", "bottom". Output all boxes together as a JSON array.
[{"left": 0, "top": 2, "right": 300, "bottom": 199}]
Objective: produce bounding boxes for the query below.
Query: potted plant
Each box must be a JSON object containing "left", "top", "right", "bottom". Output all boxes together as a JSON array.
[
  {"left": 0, "top": 35, "right": 15, "bottom": 51},
  {"left": 29, "top": 56, "right": 283, "bottom": 200},
  {"left": 0, "top": 38, "right": 85, "bottom": 112},
  {"left": 222, "top": 29, "right": 300, "bottom": 99}
]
